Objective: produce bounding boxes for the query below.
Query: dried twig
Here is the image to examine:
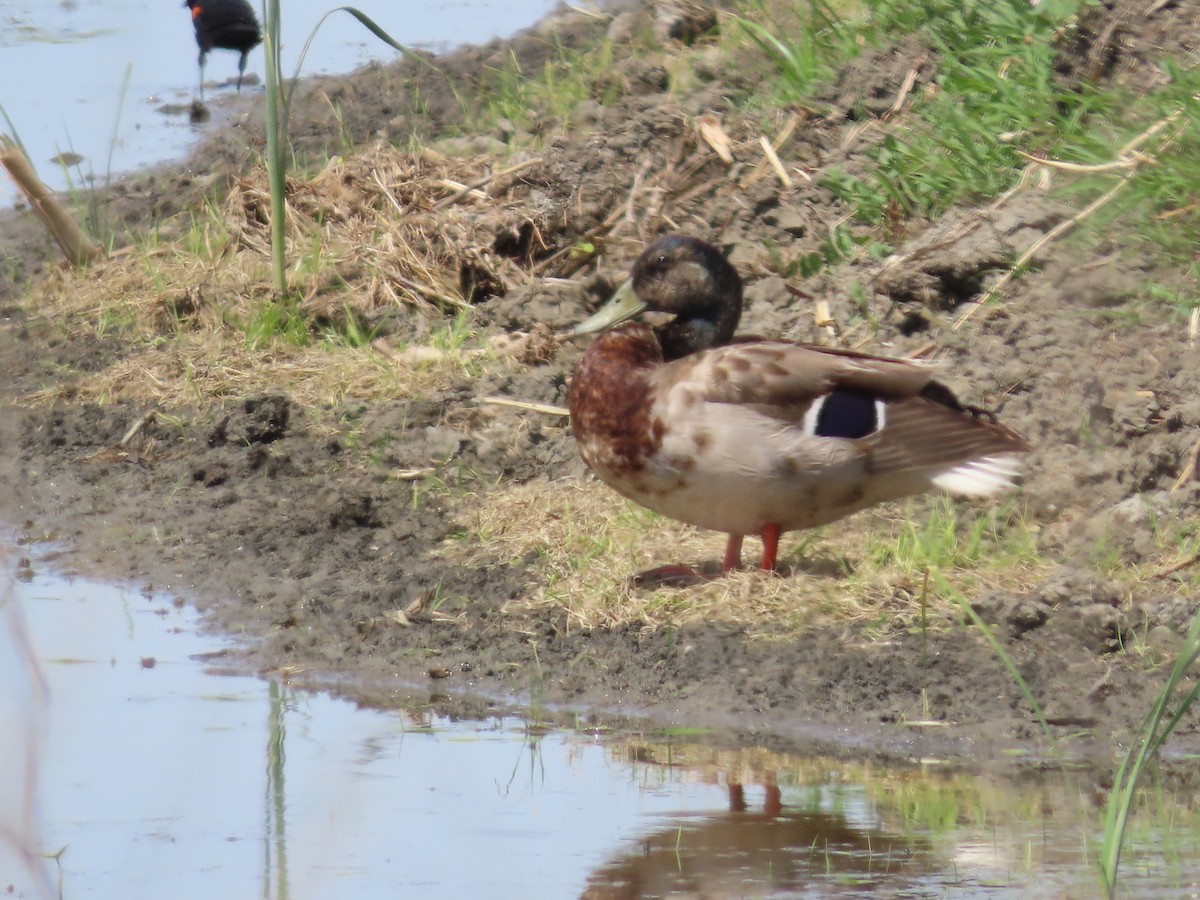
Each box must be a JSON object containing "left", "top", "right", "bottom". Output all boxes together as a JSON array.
[
  {"left": 887, "top": 58, "right": 927, "bottom": 117},
  {"left": 120, "top": 410, "right": 158, "bottom": 447},
  {"left": 390, "top": 468, "right": 436, "bottom": 481},
  {"left": 813, "top": 299, "right": 836, "bottom": 343},
  {"left": 1014, "top": 151, "right": 1146, "bottom": 174},
  {"left": 372, "top": 169, "right": 407, "bottom": 216},
  {"left": 697, "top": 114, "right": 734, "bottom": 164},
  {"left": 758, "top": 136, "right": 792, "bottom": 188},
  {"left": 903, "top": 341, "right": 939, "bottom": 360},
  {"left": 623, "top": 159, "right": 653, "bottom": 228},
  {"left": 953, "top": 172, "right": 1134, "bottom": 330},
  {"left": 740, "top": 111, "right": 805, "bottom": 189},
  {"left": 432, "top": 157, "right": 542, "bottom": 210},
  {"left": 1153, "top": 549, "right": 1200, "bottom": 580},
  {"left": 1170, "top": 435, "right": 1200, "bottom": 492},
  {"left": 952, "top": 111, "right": 1185, "bottom": 330},
  {"left": 436, "top": 179, "right": 489, "bottom": 202},
  {"left": 479, "top": 396, "right": 571, "bottom": 417}
]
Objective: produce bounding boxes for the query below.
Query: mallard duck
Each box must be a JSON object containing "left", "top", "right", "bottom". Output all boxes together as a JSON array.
[{"left": 565, "top": 233, "right": 1029, "bottom": 577}]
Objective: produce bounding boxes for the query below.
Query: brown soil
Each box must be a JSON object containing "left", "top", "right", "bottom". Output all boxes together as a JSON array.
[{"left": 3, "top": 0, "right": 1200, "bottom": 763}]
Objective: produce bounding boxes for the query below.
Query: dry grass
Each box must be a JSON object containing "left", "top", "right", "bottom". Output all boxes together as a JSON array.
[
  {"left": 16, "top": 143, "right": 551, "bottom": 411},
  {"left": 225, "top": 145, "right": 547, "bottom": 313},
  {"left": 441, "top": 475, "right": 1048, "bottom": 636},
  {"left": 22, "top": 339, "right": 422, "bottom": 410}
]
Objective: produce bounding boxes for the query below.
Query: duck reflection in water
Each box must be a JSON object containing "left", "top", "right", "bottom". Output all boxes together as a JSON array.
[{"left": 582, "top": 780, "right": 930, "bottom": 898}]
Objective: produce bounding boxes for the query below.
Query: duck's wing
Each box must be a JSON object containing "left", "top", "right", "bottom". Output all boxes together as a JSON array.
[{"left": 656, "top": 341, "right": 1028, "bottom": 495}]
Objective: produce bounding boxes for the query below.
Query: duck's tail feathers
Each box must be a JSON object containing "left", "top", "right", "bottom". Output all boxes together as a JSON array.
[{"left": 930, "top": 453, "right": 1024, "bottom": 497}]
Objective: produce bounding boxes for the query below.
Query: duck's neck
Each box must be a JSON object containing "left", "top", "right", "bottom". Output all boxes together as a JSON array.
[{"left": 655, "top": 300, "right": 741, "bottom": 361}]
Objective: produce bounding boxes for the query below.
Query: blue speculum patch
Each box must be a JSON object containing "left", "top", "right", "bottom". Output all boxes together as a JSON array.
[{"left": 814, "top": 390, "right": 879, "bottom": 439}]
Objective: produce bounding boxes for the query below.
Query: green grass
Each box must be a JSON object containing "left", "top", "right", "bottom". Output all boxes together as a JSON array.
[
  {"left": 1140, "top": 276, "right": 1200, "bottom": 319},
  {"left": 732, "top": 0, "right": 858, "bottom": 105},
  {"left": 427, "top": 308, "right": 477, "bottom": 353},
  {"left": 317, "top": 306, "right": 382, "bottom": 350},
  {"left": 1100, "top": 606, "right": 1200, "bottom": 897},
  {"left": 1069, "top": 65, "right": 1200, "bottom": 269},
  {"left": 1084, "top": 501, "right": 1200, "bottom": 593},
  {"left": 763, "top": 226, "right": 892, "bottom": 281},
  {"left": 910, "top": 493, "right": 1200, "bottom": 894},
  {"left": 725, "top": 0, "right": 1200, "bottom": 312},
  {"left": 465, "top": 38, "right": 625, "bottom": 139},
  {"left": 865, "top": 496, "right": 1039, "bottom": 588},
  {"left": 242, "top": 295, "right": 310, "bottom": 348},
  {"left": 260, "top": 1, "right": 420, "bottom": 298},
  {"left": 813, "top": 0, "right": 1097, "bottom": 220}
]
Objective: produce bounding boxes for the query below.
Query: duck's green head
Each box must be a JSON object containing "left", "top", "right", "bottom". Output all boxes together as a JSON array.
[{"left": 566, "top": 234, "right": 743, "bottom": 359}]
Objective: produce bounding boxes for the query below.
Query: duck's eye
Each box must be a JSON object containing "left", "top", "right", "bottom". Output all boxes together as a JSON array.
[{"left": 657, "top": 254, "right": 668, "bottom": 265}]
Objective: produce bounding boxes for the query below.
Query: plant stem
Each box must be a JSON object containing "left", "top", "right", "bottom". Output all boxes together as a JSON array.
[{"left": 262, "top": 0, "right": 287, "bottom": 298}]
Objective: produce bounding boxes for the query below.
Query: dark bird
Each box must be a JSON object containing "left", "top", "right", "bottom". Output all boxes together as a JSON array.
[
  {"left": 565, "top": 234, "right": 1029, "bottom": 580},
  {"left": 185, "top": 0, "right": 263, "bottom": 96}
]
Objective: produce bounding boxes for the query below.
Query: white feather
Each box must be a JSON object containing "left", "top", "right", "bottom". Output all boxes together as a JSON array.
[{"left": 930, "top": 454, "right": 1024, "bottom": 497}]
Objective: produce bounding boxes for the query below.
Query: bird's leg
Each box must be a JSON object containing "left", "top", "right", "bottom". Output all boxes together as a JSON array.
[
  {"left": 759, "top": 523, "right": 781, "bottom": 571},
  {"left": 763, "top": 784, "right": 783, "bottom": 816},
  {"left": 728, "top": 783, "right": 747, "bottom": 811},
  {"left": 237, "top": 52, "right": 247, "bottom": 91},
  {"left": 198, "top": 52, "right": 207, "bottom": 100},
  {"left": 722, "top": 534, "right": 744, "bottom": 573}
]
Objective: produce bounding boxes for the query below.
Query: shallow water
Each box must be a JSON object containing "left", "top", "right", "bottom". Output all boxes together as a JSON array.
[
  {"left": 2, "top": 542, "right": 1199, "bottom": 899},
  {"left": 0, "top": 0, "right": 557, "bottom": 199}
]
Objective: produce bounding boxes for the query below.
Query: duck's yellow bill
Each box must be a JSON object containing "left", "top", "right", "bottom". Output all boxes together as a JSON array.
[{"left": 563, "top": 278, "right": 647, "bottom": 337}]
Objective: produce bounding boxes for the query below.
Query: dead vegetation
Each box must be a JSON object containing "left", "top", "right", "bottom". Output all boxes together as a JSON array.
[
  {"left": 442, "top": 476, "right": 1048, "bottom": 635},
  {"left": 226, "top": 146, "right": 551, "bottom": 315},
  {"left": 16, "top": 143, "right": 568, "bottom": 409}
]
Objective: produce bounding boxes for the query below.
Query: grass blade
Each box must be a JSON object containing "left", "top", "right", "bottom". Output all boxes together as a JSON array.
[
  {"left": 933, "top": 571, "right": 1057, "bottom": 747},
  {"left": 1099, "top": 607, "right": 1200, "bottom": 897}
]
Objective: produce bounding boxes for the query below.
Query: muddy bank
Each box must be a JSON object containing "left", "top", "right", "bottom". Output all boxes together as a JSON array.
[{"left": 3, "top": 0, "right": 1200, "bottom": 762}]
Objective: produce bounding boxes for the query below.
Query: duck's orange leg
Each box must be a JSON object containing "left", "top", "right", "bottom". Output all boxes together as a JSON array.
[
  {"left": 759, "top": 523, "right": 781, "bottom": 571},
  {"left": 722, "top": 534, "right": 745, "bottom": 573}
]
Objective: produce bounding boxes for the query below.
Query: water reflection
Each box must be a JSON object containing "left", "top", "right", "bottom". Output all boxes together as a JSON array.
[
  {"left": 584, "top": 787, "right": 930, "bottom": 898},
  {"left": 2, "top": 542, "right": 1199, "bottom": 898}
]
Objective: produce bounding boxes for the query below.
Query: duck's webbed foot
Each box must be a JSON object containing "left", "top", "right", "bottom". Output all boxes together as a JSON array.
[{"left": 633, "top": 564, "right": 716, "bottom": 588}]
